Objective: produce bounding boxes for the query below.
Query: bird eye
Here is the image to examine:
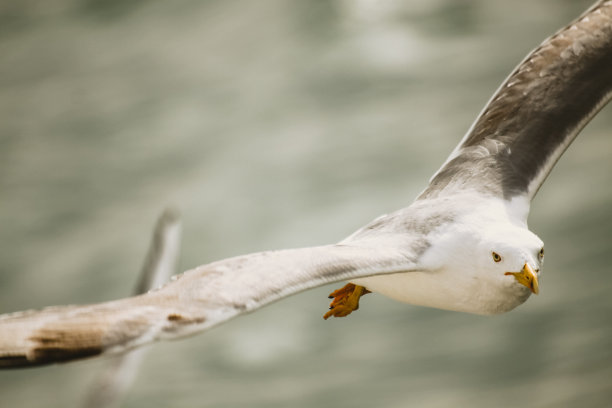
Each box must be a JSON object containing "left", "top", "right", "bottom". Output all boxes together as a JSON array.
[
  {"left": 492, "top": 252, "right": 502, "bottom": 263},
  {"left": 539, "top": 248, "right": 544, "bottom": 258}
]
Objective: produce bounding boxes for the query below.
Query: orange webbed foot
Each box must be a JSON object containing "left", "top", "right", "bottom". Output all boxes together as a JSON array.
[{"left": 323, "top": 283, "right": 370, "bottom": 320}]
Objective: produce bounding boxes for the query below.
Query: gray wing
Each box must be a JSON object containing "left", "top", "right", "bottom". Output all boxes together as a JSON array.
[
  {"left": 422, "top": 1, "right": 612, "bottom": 202},
  {"left": 0, "top": 237, "right": 419, "bottom": 368}
]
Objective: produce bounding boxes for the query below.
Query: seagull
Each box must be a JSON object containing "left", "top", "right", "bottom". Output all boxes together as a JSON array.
[{"left": 0, "top": 0, "right": 610, "bottom": 368}]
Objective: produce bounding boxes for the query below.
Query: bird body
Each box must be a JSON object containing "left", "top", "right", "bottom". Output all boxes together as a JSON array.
[{"left": 351, "top": 191, "right": 541, "bottom": 315}]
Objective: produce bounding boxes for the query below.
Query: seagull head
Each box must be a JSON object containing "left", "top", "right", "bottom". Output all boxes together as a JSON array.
[
  {"left": 479, "top": 225, "right": 544, "bottom": 296},
  {"left": 420, "top": 214, "right": 547, "bottom": 314}
]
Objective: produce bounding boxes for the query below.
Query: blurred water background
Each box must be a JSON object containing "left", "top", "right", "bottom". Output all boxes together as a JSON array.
[{"left": 1, "top": 0, "right": 611, "bottom": 407}]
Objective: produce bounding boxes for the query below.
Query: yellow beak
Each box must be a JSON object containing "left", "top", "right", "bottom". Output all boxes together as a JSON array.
[{"left": 505, "top": 263, "right": 539, "bottom": 294}]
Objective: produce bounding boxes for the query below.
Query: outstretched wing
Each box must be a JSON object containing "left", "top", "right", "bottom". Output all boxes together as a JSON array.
[
  {"left": 422, "top": 1, "right": 612, "bottom": 203},
  {"left": 0, "top": 238, "right": 420, "bottom": 368}
]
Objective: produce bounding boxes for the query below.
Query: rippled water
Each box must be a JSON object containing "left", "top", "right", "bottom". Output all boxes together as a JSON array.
[{"left": 1, "top": 1, "right": 611, "bottom": 407}]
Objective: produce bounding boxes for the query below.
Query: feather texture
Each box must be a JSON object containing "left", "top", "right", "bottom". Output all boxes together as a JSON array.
[{"left": 423, "top": 0, "right": 612, "bottom": 202}]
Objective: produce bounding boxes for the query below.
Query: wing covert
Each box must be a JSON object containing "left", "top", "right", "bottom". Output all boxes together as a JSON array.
[{"left": 422, "top": 1, "right": 612, "bottom": 202}]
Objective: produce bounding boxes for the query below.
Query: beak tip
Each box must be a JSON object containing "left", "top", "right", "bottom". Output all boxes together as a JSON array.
[{"left": 525, "top": 263, "right": 540, "bottom": 295}]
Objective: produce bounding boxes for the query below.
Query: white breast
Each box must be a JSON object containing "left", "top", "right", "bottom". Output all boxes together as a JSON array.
[{"left": 353, "top": 268, "right": 530, "bottom": 316}]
